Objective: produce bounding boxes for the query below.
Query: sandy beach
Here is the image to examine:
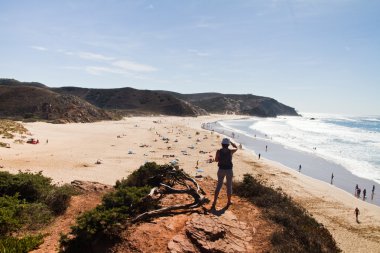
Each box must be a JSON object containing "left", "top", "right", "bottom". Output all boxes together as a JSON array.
[{"left": 1, "top": 115, "right": 380, "bottom": 252}]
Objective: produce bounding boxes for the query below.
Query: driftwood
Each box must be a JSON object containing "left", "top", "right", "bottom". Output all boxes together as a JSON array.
[{"left": 132, "top": 167, "right": 209, "bottom": 223}]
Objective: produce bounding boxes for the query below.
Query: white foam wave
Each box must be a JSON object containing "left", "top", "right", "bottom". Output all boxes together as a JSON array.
[{"left": 247, "top": 116, "right": 380, "bottom": 184}]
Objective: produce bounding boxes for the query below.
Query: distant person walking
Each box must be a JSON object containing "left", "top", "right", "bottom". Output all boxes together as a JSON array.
[
  {"left": 265, "top": 145, "right": 268, "bottom": 152},
  {"left": 355, "top": 184, "right": 359, "bottom": 197},
  {"left": 355, "top": 207, "right": 360, "bottom": 223},
  {"left": 363, "top": 188, "right": 367, "bottom": 200},
  {"left": 331, "top": 173, "right": 334, "bottom": 185},
  {"left": 211, "top": 138, "right": 238, "bottom": 209},
  {"left": 258, "top": 153, "right": 261, "bottom": 159},
  {"left": 298, "top": 164, "right": 302, "bottom": 172},
  {"left": 372, "top": 185, "right": 376, "bottom": 200}
]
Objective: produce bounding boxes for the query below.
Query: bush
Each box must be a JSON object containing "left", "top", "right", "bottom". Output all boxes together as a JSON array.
[
  {"left": 61, "top": 164, "right": 162, "bottom": 252},
  {"left": 234, "top": 174, "right": 340, "bottom": 253},
  {"left": 0, "top": 171, "right": 75, "bottom": 216},
  {"left": 115, "top": 162, "right": 169, "bottom": 188},
  {"left": 0, "top": 171, "right": 75, "bottom": 250},
  {"left": 0, "top": 195, "right": 23, "bottom": 235},
  {"left": 0, "top": 171, "right": 53, "bottom": 203},
  {"left": 45, "top": 185, "right": 78, "bottom": 215},
  {"left": 18, "top": 203, "right": 53, "bottom": 230},
  {"left": 0, "top": 234, "right": 44, "bottom": 253}
]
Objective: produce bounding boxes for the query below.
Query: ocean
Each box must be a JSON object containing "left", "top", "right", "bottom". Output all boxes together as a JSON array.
[{"left": 204, "top": 113, "right": 380, "bottom": 205}]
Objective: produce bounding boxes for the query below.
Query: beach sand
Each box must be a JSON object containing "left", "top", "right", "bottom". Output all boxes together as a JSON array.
[{"left": 1, "top": 115, "right": 379, "bottom": 252}]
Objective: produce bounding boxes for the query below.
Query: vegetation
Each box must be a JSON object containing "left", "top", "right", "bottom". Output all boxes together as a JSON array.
[
  {"left": 0, "top": 235, "right": 44, "bottom": 253},
  {"left": 0, "top": 120, "right": 29, "bottom": 138},
  {"left": 60, "top": 162, "right": 166, "bottom": 252},
  {"left": 234, "top": 174, "right": 341, "bottom": 253},
  {"left": 60, "top": 162, "right": 206, "bottom": 252},
  {"left": 61, "top": 164, "right": 340, "bottom": 252},
  {"left": 0, "top": 171, "right": 77, "bottom": 252},
  {"left": 0, "top": 120, "right": 28, "bottom": 148}
]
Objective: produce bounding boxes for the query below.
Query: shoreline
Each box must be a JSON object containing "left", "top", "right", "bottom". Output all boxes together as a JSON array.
[
  {"left": 1, "top": 115, "right": 380, "bottom": 252},
  {"left": 206, "top": 119, "right": 380, "bottom": 207}
]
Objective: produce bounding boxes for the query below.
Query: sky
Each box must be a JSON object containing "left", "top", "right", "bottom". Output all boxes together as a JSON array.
[{"left": 0, "top": 0, "right": 379, "bottom": 115}]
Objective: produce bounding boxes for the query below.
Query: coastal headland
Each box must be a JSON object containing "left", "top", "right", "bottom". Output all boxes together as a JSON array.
[{"left": 1, "top": 115, "right": 380, "bottom": 252}]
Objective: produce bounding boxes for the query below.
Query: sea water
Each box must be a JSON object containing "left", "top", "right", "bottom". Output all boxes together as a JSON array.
[
  {"left": 204, "top": 113, "right": 380, "bottom": 205},
  {"left": 217, "top": 113, "right": 380, "bottom": 185}
]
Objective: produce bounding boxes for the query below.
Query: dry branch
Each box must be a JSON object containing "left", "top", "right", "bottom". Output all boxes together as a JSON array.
[{"left": 132, "top": 167, "right": 209, "bottom": 223}]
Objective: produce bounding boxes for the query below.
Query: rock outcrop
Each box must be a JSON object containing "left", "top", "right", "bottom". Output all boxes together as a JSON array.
[{"left": 168, "top": 212, "right": 253, "bottom": 253}]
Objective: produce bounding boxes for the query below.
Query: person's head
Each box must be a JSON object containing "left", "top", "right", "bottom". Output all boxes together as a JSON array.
[{"left": 221, "top": 138, "right": 230, "bottom": 148}]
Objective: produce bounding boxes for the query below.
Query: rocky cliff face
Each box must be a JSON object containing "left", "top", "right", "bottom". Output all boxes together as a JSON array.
[{"left": 178, "top": 93, "right": 299, "bottom": 117}]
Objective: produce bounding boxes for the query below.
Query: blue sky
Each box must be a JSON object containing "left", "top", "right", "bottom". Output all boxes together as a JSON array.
[{"left": 1, "top": 0, "right": 379, "bottom": 115}]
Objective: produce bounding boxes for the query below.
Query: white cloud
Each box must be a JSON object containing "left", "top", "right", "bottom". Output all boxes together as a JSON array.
[
  {"left": 31, "top": 46, "right": 48, "bottom": 51},
  {"left": 78, "top": 52, "right": 114, "bottom": 61},
  {"left": 85, "top": 66, "right": 126, "bottom": 75},
  {"left": 188, "top": 49, "right": 210, "bottom": 57},
  {"left": 112, "top": 60, "right": 157, "bottom": 72}
]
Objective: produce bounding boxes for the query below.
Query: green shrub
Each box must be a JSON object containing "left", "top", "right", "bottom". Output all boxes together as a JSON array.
[
  {"left": 18, "top": 203, "right": 53, "bottom": 230},
  {"left": 0, "top": 234, "right": 44, "bottom": 253},
  {"left": 45, "top": 185, "right": 78, "bottom": 215},
  {"left": 0, "top": 171, "right": 53, "bottom": 203},
  {"left": 0, "top": 195, "right": 23, "bottom": 235},
  {"left": 0, "top": 171, "right": 75, "bottom": 249},
  {"left": 115, "top": 162, "right": 165, "bottom": 188},
  {"left": 234, "top": 174, "right": 340, "bottom": 253},
  {"left": 61, "top": 164, "right": 162, "bottom": 252}
]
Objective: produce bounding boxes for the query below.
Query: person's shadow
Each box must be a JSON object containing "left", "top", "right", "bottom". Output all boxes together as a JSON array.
[{"left": 208, "top": 205, "right": 230, "bottom": 216}]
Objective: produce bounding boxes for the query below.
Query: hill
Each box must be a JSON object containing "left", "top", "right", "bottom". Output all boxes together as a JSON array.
[
  {"left": 169, "top": 92, "right": 298, "bottom": 117},
  {"left": 0, "top": 79, "right": 299, "bottom": 122},
  {"left": 52, "top": 86, "right": 206, "bottom": 116},
  {"left": 0, "top": 84, "right": 115, "bottom": 123}
]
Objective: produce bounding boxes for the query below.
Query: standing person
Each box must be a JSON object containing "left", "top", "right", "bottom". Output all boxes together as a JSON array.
[
  {"left": 258, "top": 153, "right": 261, "bottom": 159},
  {"left": 372, "top": 185, "right": 376, "bottom": 200},
  {"left": 363, "top": 188, "right": 367, "bottom": 200},
  {"left": 265, "top": 145, "right": 268, "bottom": 152},
  {"left": 331, "top": 173, "right": 334, "bottom": 185},
  {"left": 298, "top": 164, "right": 302, "bottom": 172},
  {"left": 355, "top": 207, "right": 360, "bottom": 223},
  {"left": 211, "top": 138, "right": 238, "bottom": 209},
  {"left": 355, "top": 184, "right": 359, "bottom": 197}
]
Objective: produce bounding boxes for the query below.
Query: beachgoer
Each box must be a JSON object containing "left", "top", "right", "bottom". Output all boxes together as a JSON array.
[
  {"left": 258, "top": 153, "right": 261, "bottom": 159},
  {"left": 331, "top": 173, "right": 334, "bottom": 184},
  {"left": 355, "top": 184, "right": 359, "bottom": 197},
  {"left": 357, "top": 188, "right": 361, "bottom": 198},
  {"left": 373, "top": 185, "right": 375, "bottom": 194},
  {"left": 355, "top": 207, "right": 360, "bottom": 223},
  {"left": 265, "top": 145, "right": 267, "bottom": 152},
  {"left": 298, "top": 164, "right": 302, "bottom": 172},
  {"left": 211, "top": 138, "right": 238, "bottom": 209},
  {"left": 363, "top": 188, "right": 367, "bottom": 200}
]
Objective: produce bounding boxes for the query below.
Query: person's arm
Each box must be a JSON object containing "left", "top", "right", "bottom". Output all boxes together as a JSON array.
[
  {"left": 215, "top": 150, "right": 220, "bottom": 162},
  {"left": 230, "top": 142, "right": 238, "bottom": 154}
]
